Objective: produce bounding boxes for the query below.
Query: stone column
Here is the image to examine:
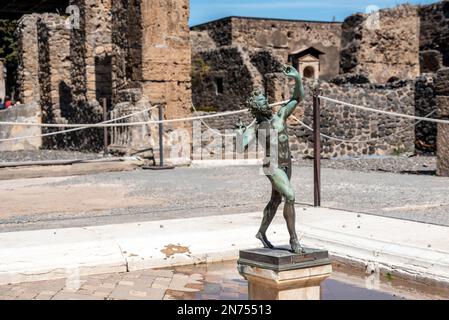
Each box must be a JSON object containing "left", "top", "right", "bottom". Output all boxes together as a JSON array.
[
  {"left": 238, "top": 247, "right": 332, "bottom": 300},
  {"left": 0, "top": 58, "right": 5, "bottom": 99},
  {"left": 436, "top": 68, "right": 449, "bottom": 176},
  {"left": 140, "top": 0, "right": 192, "bottom": 121},
  {"left": 16, "top": 14, "right": 41, "bottom": 104}
]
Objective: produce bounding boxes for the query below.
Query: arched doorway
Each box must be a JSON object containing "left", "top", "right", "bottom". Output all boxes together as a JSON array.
[{"left": 303, "top": 66, "right": 315, "bottom": 79}]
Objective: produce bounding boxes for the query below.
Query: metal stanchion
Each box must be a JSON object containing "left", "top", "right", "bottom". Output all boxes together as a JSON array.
[
  {"left": 103, "top": 98, "right": 108, "bottom": 156},
  {"left": 158, "top": 104, "right": 164, "bottom": 167},
  {"left": 143, "top": 104, "right": 174, "bottom": 170},
  {"left": 313, "top": 89, "right": 321, "bottom": 207}
]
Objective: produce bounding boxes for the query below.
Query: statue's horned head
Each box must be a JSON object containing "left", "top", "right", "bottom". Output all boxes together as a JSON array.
[{"left": 247, "top": 90, "right": 271, "bottom": 117}]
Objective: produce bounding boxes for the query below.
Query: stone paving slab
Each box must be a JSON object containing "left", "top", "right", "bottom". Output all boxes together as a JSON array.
[{"left": 1, "top": 207, "right": 449, "bottom": 287}]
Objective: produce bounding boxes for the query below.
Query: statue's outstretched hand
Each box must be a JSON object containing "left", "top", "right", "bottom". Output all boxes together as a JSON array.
[
  {"left": 282, "top": 64, "right": 300, "bottom": 79},
  {"left": 235, "top": 118, "right": 246, "bottom": 133}
]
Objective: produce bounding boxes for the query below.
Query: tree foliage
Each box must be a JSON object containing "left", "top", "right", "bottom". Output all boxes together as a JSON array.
[
  {"left": 0, "top": 19, "right": 18, "bottom": 96},
  {"left": 0, "top": 19, "right": 18, "bottom": 67}
]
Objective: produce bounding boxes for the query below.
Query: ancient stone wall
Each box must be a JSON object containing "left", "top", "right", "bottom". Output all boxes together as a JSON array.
[
  {"left": 16, "top": 14, "right": 40, "bottom": 104},
  {"left": 191, "top": 17, "right": 342, "bottom": 81},
  {"left": 37, "top": 14, "right": 73, "bottom": 149},
  {"left": 111, "top": 0, "right": 143, "bottom": 99},
  {"left": 0, "top": 103, "right": 42, "bottom": 151},
  {"left": 419, "top": 1, "right": 449, "bottom": 72},
  {"left": 192, "top": 47, "right": 261, "bottom": 112},
  {"left": 231, "top": 17, "right": 342, "bottom": 81},
  {"left": 65, "top": 0, "right": 112, "bottom": 151},
  {"left": 70, "top": 0, "right": 112, "bottom": 104},
  {"left": 196, "top": 79, "right": 416, "bottom": 159},
  {"left": 436, "top": 68, "right": 449, "bottom": 176},
  {"left": 340, "top": 5, "right": 420, "bottom": 84},
  {"left": 415, "top": 73, "right": 437, "bottom": 154},
  {"left": 191, "top": 18, "right": 233, "bottom": 48},
  {"left": 140, "top": 0, "right": 192, "bottom": 122}
]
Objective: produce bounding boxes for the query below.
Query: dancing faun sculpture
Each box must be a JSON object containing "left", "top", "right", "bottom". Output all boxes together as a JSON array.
[{"left": 236, "top": 65, "right": 306, "bottom": 253}]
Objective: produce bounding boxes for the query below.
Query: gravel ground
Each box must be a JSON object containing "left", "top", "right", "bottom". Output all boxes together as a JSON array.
[
  {"left": 0, "top": 149, "right": 437, "bottom": 174},
  {"left": 295, "top": 155, "right": 436, "bottom": 174},
  {"left": 1, "top": 162, "right": 449, "bottom": 232}
]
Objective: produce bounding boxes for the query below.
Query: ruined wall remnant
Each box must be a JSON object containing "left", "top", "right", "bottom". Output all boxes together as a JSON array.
[
  {"left": 191, "top": 17, "right": 341, "bottom": 114},
  {"left": 140, "top": 0, "right": 192, "bottom": 121},
  {"left": 231, "top": 18, "right": 342, "bottom": 81},
  {"left": 415, "top": 74, "right": 437, "bottom": 153},
  {"left": 111, "top": 0, "right": 143, "bottom": 99},
  {"left": 0, "top": 104, "right": 42, "bottom": 151},
  {"left": 196, "top": 78, "right": 416, "bottom": 159},
  {"left": 192, "top": 46, "right": 262, "bottom": 112},
  {"left": 191, "top": 17, "right": 342, "bottom": 81},
  {"left": 70, "top": 0, "right": 112, "bottom": 105},
  {"left": 340, "top": 5, "right": 420, "bottom": 83},
  {"left": 16, "top": 14, "right": 41, "bottom": 104},
  {"left": 37, "top": 14, "right": 73, "bottom": 149},
  {"left": 436, "top": 68, "right": 449, "bottom": 176},
  {"left": 419, "top": 1, "right": 449, "bottom": 72},
  {"left": 191, "top": 18, "right": 233, "bottom": 48}
]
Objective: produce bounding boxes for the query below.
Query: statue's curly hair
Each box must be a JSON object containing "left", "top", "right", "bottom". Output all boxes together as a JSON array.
[{"left": 246, "top": 89, "right": 269, "bottom": 117}]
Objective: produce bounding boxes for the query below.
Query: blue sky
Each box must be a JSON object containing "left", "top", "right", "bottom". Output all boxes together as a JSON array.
[{"left": 190, "top": 0, "right": 438, "bottom": 26}]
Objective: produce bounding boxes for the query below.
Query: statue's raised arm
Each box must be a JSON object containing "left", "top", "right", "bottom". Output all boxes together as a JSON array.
[{"left": 277, "top": 65, "right": 305, "bottom": 120}]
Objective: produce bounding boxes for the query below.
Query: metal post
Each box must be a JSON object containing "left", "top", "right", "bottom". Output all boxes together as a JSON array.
[
  {"left": 158, "top": 105, "right": 164, "bottom": 167},
  {"left": 103, "top": 98, "right": 108, "bottom": 155},
  {"left": 313, "top": 90, "right": 321, "bottom": 207}
]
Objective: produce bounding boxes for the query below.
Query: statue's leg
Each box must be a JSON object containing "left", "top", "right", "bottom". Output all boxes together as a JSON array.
[
  {"left": 270, "top": 167, "right": 304, "bottom": 254},
  {"left": 256, "top": 188, "right": 282, "bottom": 249}
]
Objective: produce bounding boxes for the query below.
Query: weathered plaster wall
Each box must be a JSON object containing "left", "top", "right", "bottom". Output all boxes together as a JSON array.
[
  {"left": 340, "top": 5, "right": 420, "bottom": 84},
  {"left": 0, "top": 104, "right": 42, "bottom": 151}
]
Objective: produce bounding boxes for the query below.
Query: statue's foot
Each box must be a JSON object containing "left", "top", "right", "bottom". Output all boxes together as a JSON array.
[
  {"left": 256, "top": 232, "right": 274, "bottom": 249},
  {"left": 290, "top": 238, "right": 305, "bottom": 254}
]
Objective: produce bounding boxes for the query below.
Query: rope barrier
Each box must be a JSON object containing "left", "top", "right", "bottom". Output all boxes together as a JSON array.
[
  {"left": 0, "top": 109, "right": 249, "bottom": 128},
  {"left": 0, "top": 94, "right": 440, "bottom": 143},
  {"left": 319, "top": 96, "right": 448, "bottom": 125},
  {"left": 0, "top": 105, "right": 159, "bottom": 143},
  {"left": 291, "top": 110, "right": 436, "bottom": 144},
  {"left": 190, "top": 103, "right": 256, "bottom": 137}
]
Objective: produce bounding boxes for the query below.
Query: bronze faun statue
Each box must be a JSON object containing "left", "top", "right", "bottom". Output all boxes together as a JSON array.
[{"left": 237, "top": 65, "right": 306, "bottom": 253}]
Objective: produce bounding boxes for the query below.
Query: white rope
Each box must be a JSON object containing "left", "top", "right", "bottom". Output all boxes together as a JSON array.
[
  {"left": 0, "top": 105, "right": 158, "bottom": 143},
  {"left": 291, "top": 110, "right": 436, "bottom": 144},
  {"left": 0, "top": 109, "right": 250, "bottom": 128},
  {"left": 319, "top": 96, "right": 449, "bottom": 125},
  {"left": 190, "top": 103, "right": 256, "bottom": 137}
]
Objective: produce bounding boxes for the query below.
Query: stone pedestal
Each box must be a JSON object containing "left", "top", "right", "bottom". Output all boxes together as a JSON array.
[{"left": 238, "top": 247, "right": 332, "bottom": 300}]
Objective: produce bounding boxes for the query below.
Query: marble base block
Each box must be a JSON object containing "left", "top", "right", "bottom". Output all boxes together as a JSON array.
[{"left": 237, "top": 246, "right": 332, "bottom": 300}]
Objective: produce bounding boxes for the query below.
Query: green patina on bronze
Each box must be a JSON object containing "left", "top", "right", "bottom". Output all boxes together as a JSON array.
[{"left": 237, "top": 65, "right": 306, "bottom": 253}]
